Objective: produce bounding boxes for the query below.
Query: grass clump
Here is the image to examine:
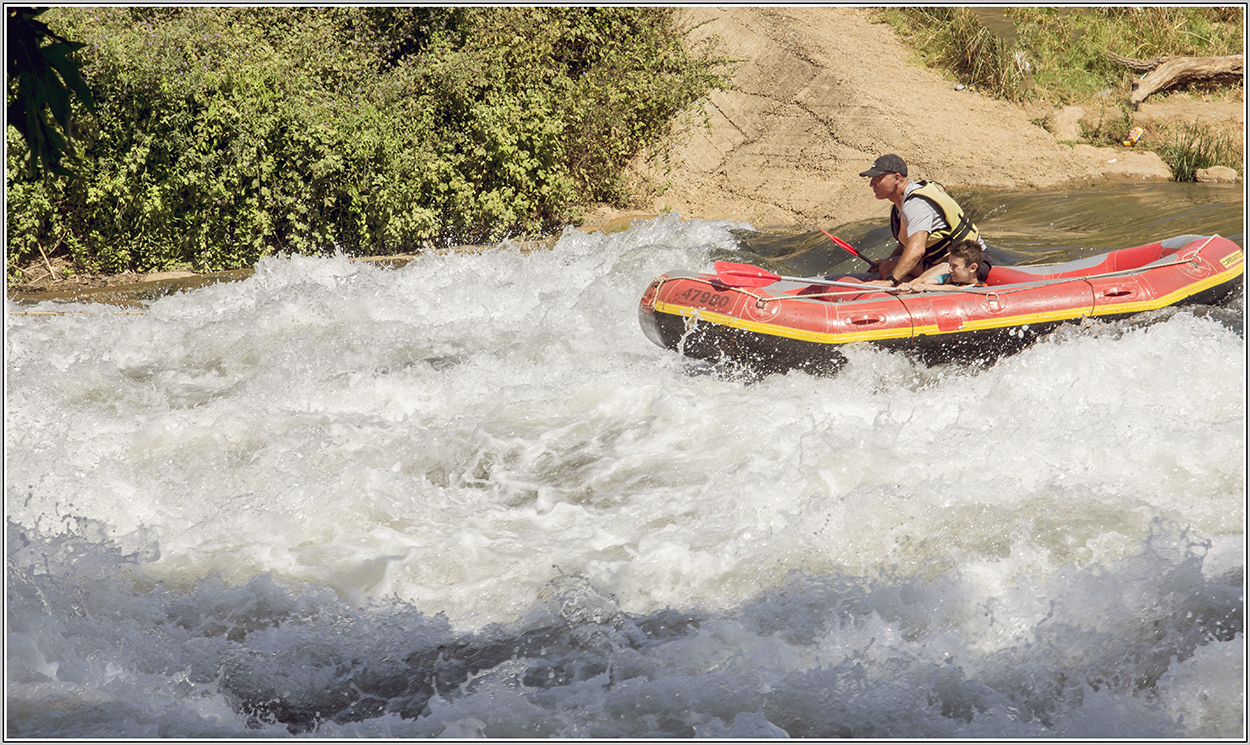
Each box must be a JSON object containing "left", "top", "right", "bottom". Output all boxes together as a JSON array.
[
  {"left": 1077, "top": 104, "right": 1136, "bottom": 148},
  {"left": 876, "top": 8, "right": 1027, "bottom": 101},
  {"left": 1156, "top": 122, "right": 1243, "bottom": 182}
]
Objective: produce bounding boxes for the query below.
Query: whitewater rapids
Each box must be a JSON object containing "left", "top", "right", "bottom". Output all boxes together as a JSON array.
[{"left": 5, "top": 212, "right": 1245, "bottom": 738}]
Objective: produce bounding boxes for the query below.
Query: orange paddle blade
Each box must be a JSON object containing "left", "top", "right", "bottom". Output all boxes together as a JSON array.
[{"left": 818, "top": 229, "right": 878, "bottom": 267}]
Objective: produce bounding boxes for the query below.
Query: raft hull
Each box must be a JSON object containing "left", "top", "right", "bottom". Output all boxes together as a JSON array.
[{"left": 639, "top": 234, "right": 1244, "bottom": 372}]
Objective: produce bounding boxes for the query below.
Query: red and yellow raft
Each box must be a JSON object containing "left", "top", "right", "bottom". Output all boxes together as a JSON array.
[{"left": 638, "top": 234, "right": 1245, "bottom": 373}]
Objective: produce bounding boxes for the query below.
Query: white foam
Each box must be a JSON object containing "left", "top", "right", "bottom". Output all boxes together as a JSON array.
[{"left": 5, "top": 215, "right": 1244, "bottom": 737}]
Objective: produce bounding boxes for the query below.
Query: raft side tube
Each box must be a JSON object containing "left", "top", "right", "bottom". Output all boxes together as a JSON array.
[{"left": 637, "top": 235, "right": 1244, "bottom": 373}]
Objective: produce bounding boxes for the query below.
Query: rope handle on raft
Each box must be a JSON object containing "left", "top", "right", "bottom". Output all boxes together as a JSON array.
[{"left": 1182, "top": 234, "right": 1218, "bottom": 265}]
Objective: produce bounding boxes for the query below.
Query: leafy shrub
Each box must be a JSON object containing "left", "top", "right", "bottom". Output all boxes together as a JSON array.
[
  {"left": 6, "top": 7, "right": 729, "bottom": 278},
  {"left": 7, "top": 8, "right": 96, "bottom": 178}
]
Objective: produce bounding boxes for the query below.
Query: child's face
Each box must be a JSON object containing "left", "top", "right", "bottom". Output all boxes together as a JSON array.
[{"left": 949, "top": 256, "right": 977, "bottom": 283}]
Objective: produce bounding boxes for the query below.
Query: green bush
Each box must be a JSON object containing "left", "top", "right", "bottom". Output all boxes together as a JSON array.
[{"left": 6, "top": 7, "right": 729, "bottom": 278}]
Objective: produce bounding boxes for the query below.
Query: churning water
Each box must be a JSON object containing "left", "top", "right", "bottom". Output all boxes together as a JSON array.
[{"left": 5, "top": 183, "right": 1245, "bottom": 738}]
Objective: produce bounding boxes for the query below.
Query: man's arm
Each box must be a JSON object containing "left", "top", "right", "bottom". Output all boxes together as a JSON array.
[
  {"left": 871, "top": 230, "right": 929, "bottom": 284},
  {"left": 874, "top": 195, "right": 943, "bottom": 283},
  {"left": 891, "top": 230, "right": 929, "bottom": 280}
]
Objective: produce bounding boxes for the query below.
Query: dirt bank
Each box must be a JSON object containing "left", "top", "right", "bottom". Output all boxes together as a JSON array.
[{"left": 586, "top": 6, "right": 1237, "bottom": 232}]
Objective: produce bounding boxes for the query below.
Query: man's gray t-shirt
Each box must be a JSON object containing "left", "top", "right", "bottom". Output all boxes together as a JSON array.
[{"left": 897, "top": 182, "right": 941, "bottom": 238}]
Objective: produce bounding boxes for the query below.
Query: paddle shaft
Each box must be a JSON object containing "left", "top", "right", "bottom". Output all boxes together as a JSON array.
[
  {"left": 713, "top": 261, "right": 896, "bottom": 292},
  {"left": 770, "top": 274, "right": 894, "bottom": 291}
]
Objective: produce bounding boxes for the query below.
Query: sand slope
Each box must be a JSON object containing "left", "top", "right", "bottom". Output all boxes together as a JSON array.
[{"left": 625, "top": 7, "right": 1165, "bottom": 231}]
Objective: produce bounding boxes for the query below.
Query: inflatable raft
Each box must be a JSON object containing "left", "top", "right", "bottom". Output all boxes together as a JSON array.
[{"left": 638, "top": 234, "right": 1244, "bottom": 373}]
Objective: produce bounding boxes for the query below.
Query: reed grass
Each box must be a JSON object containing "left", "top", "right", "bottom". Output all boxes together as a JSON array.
[
  {"left": 1077, "top": 106, "right": 1136, "bottom": 148},
  {"left": 878, "top": 8, "right": 1025, "bottom": 101},
  {"left": 1156, "top": 121, "right": 1244, "bottom": 182}
]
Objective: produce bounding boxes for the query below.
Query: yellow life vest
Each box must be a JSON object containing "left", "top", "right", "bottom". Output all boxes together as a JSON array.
[{"left": 890, "top": 181, "right": 981, "bottom": 267}]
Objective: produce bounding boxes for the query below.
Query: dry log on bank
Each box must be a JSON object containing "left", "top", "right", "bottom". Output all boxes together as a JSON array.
[
  {"left": 1128, "top": 54, "right": 1244, "bottom": 107},
  {"left": 1105, "top": 51, "right": 1178, "bottom": 72}
]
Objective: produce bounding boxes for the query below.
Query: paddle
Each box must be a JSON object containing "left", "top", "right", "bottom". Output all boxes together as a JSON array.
[
  {"left": 818, "top": 228, "right": 880, "bottom": 269},
  {"left": 713, "top": 261, "right": 898, "bottom": 292}
]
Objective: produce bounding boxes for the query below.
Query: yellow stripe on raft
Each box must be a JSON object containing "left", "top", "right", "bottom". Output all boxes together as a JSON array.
[
  {"left": 919, "top": 262, "right": 1245, "bottom": 336},
  {"left": 1087, "top": 262, "right": 1244, "bottom": 318},
  {"left": 912, "top": 306, "right": 1093, "bottom": 338},
  {"left": 653, "top": 302, "right": 913, "bottom": 344},
  {"left": 654, "top": 260, "right": 1244, "bottom": 344}
]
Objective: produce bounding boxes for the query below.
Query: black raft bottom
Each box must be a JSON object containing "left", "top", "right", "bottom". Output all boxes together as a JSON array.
[{"left": 640, "top": 307, "right": 1064, "bottom": 376}]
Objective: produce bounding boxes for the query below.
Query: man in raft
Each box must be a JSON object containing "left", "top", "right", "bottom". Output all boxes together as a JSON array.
[{"left": 858, "top": 153, "right": 988, "bottom": 287}]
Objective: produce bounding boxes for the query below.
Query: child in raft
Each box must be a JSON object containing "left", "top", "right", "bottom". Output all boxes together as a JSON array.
[{"left": 898, "top": 239, "right": 985, "bottom": 293}]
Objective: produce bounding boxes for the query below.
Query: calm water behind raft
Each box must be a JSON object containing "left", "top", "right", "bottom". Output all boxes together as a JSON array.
[{"left": 5, "top": 182, "right": 1245, "bottom": 738}]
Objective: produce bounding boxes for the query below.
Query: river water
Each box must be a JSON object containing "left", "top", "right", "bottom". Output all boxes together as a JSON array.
[{"left": 5, "top": 182, "right": 1245, "bottom": 738}]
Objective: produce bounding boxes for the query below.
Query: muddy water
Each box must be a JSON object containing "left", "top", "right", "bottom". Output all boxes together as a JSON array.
[
  {"left": 969, "top": 8, "right": 1020, "bottom": 47},
  {"left": 728, "top": 181, "right": 1245, "bottom": 277}
]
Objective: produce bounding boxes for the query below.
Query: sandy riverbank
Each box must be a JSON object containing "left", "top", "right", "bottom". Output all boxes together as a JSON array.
[{"left": 580, "top": 7, "right": 1240, "bottom": 233}]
